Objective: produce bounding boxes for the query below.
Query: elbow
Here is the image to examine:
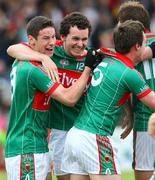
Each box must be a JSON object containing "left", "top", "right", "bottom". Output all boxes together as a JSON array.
[
  {"left": 7, "top": 45, "right": 16, "bottom": 58},
  {"left": 63, "top": 97, "right": 77, "bottom": 107},
  {"left": 65, "top": 100, "right": 76, "bottom": 107},
  {"left": 69, "top": 102, "right": 76, "bottom": 107},
  {"left": 7, "top": 46, "right": 13, "bottom": 56}
]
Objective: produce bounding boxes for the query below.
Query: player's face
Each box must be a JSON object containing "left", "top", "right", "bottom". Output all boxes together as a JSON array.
[
  {"left": 33, "top": 27, "right": 56, "bottom": 57},
  {"left": 62, "top": 26, "right": 89, "bottom": 57}
]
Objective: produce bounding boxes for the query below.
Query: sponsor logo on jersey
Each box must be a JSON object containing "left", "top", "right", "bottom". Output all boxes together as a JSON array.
[
  {"left": 104, "top": 154, "right": 110, "bottom": 163},
  {"left": 58, "top": 68, "right": 91, "bottom": 88},
  {"left": 60, "top": 59, "right": 69, "bottom": 66},
  {"left": 25, "top": 162, "right": 31, "bottom": 172}
]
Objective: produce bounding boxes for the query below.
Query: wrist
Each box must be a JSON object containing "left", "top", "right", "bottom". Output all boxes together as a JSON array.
[{"left": 84, "top": 66, "right": 92, "bottom": 73}]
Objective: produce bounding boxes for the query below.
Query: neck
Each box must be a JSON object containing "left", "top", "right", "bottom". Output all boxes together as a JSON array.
[{"left": 125, "top": 52, "right": 137, "bottom": 66}]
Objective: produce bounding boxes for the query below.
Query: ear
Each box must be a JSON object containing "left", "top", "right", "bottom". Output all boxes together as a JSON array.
[
  {"left": 60, "top": 35, "right": 66, "bottom": 41},
  {"left": 135, "top": 43, "right": 141, "bottom": 51},
  {"left": 28, "top": 35, "right": 36, "bottom": 46}
]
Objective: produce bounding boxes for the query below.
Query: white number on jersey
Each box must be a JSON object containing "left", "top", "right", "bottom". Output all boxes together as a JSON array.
[
  {"left": 91, "top": 62, "right": 107, "bottom": 87},
  {"left": 10, "top": 66, "right": 17, "bottom": 99}
]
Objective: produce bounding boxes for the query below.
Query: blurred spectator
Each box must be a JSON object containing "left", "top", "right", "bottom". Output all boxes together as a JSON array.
[
  {"left": 80, "top": 0, "right": 99, "bottom": 31},
  {"left": 98, "top": 29, "right": 114, "bottom": 48},
  {"left": 37, "top": 0, "right": 63, "bottom": 37},
  {"left": 0, "top": 59, "right": 10, "bottom": 171}
]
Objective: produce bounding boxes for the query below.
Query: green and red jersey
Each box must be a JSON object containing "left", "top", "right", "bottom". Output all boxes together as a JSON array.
[
  {"left": 48, "top": 42, "right": 91, "bottom": 130},
  {"left": 75, "top": 49, "right": 152, "bottom": 136},
  {"left": 21, "top": 41, "right": 90, "bottom": 131},
  {"left": 133, "top": 32, "right": 155, "bottom": 131},
  {"left": 5, "top": 60, "right": 60, "bottom": 157}
]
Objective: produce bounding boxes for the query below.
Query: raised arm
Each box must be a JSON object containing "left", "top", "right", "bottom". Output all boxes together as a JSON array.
[
  {"left": 7, "top": 43, "right": 47, "bottom": 61},
  {"left": 7, "top": 43, "right": 59, "bottom": 81}
]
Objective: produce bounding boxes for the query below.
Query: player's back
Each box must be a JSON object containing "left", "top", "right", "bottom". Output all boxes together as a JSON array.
[{"left": 75, "top": 56, "right": 135, "bottom": 136}]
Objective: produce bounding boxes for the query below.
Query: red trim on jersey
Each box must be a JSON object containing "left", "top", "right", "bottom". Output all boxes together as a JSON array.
[
  {"left": 46, "top": 82, "right": 60, "bottom": 96},
  {"left": 96, "top": 135, "right": 103, "bottom": 174},
  {"left": 30, "top": 61, "right": 47, "bottom": 75},
  {"left": 144, "top": 29, "right": 151, "bottom": 33},
  {"left": 145, "top": 34, "right": 155, "bottom": 38},
  {"left": 20, "top": 155, "right": 22, "bottom": 180},
  {"left": 99, "top": 48, "right": 134, "bottom": 69},
  {"left": 106, "top": 137, "right": 117, "bottom": 174},
  {"left": 56, "top": 39, "right": 63, "bottom": 46},
  {"left": 21, "top": 42, "right": 31, "bottom": 48},
  {"left": 116, "top": 92, "right": 131, "bottom": 107},
  {"left": 137, "top": 88, "right": 152, "bottom": 99},
  {"left": 30, "top": 61, "right": 41, "bottom": 67}
]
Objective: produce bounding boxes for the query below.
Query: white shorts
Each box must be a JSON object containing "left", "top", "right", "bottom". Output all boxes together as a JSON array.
[
  {"left": 61, "top": 127, "right": 121, "bottom": 175},
  {"left": 133, "top": 131, "right": 155, "bottom": 171},
  {"left": 5, "top": 152, "right": 50, "bottom": 180},
  {"left": 48, "top": 129, "right": 68, "bottom": 176}
]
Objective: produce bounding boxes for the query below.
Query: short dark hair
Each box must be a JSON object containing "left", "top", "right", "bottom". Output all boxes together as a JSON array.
[
  {"left": 60, "top": 12, "right": 92, "bottom": 37},
  {"left": 114, "top": 20, "right": 145, "bottom": 54},
  {"left": 26, "top": 16, "right": 55, "bottom": 39},
  {"left": 117, "top": 1, "right": 150, "bottom": 30}
]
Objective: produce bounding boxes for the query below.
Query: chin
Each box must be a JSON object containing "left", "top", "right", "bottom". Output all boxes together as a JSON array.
[
  {"left": 46, "top": 52, "right": 53, "bottom": 57},
  {"left": 72, "top": 51, "right": 83, "bottom": 57}
]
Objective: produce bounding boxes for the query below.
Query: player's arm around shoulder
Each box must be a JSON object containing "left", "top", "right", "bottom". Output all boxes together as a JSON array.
[
  {"left": 7, "top": 43, "right": 59, "bottom": 81},
  {"left": 51, "top": 67, "right": 91, "bottom": 107}
]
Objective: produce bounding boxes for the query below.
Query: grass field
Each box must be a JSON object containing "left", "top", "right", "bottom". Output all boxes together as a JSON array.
[{"left": 0, "top": 170, "right": 134, "bottom": 180}]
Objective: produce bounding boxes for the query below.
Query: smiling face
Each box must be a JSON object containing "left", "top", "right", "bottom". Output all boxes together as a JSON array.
[
  {"left": 28, "top": 26, "right": 56, "bottom": 57},
  {"left": 61, "top": 26, "right": 89, "bottom": 57}
]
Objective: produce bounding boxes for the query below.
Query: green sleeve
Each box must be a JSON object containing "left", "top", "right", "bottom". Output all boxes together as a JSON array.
[
  {"left": 30, "top": 66, "right": 55, "bottom": 93},
  {"left": 124, "top": 69, "right": 151, "bottom": 96}
]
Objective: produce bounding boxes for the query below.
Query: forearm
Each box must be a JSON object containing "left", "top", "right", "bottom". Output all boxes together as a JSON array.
[
  {"left": 53, "top": 67, "right": 91, "bottom": 107},
  {"left": 66, "top": 67, "right": 91, "bottom": 105},
  {"left": 7, "top": 43, "right": 46, "bottom": 62}
]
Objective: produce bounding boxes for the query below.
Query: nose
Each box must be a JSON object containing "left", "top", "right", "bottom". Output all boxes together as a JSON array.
[
  {"left": 49, "top": 37, "right": 56, "bottom": 46},
  {"left": 77, "top": 40, "right": 84, "bottom": 47}
]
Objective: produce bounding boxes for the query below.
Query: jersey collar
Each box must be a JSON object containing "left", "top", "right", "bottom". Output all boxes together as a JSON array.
[{"left": 99, "top": 48, "right": 134, "bottom": 69}]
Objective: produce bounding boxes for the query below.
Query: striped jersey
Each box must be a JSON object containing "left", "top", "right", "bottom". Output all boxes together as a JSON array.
[
  {"left": 133, "top": 33, "right": 155, "bottom": 131},
  {"left": 48, "top": 42, "right": 91, "bottom": 130},
  {"left": 75, "top": 49, "right": 152, "bottom": 136},
  {"left": 5, "top": 61, "right": 60, "bottom": 157}
]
